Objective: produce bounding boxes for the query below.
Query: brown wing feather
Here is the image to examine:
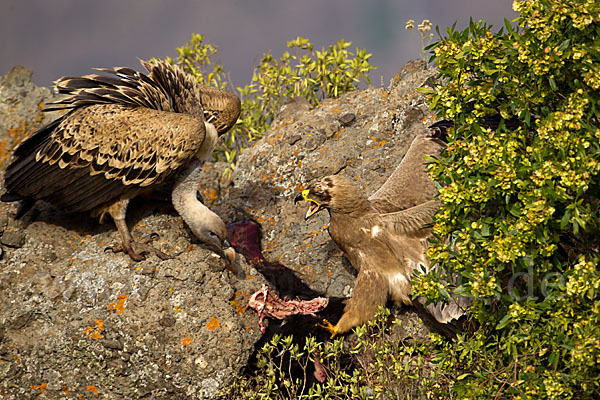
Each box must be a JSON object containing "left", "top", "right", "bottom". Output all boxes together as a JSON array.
[
  {"left": 368, "top": 130, "right": 445, "bottom": 213},
  {"left": 4, "top": 103, "right": 205, "bottom": 212},
  {"left": 373, "top": 199, "right": 441, "bottom": 236}
]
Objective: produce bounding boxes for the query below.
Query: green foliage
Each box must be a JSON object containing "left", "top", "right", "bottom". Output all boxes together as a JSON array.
[
  {"left": 415, "top": 0, "right": 600, "bottom": 397},
  {"left": 405, "top": 19, "right": 435, "bottom": 61},
  {"left": 233, "top": 37, "right": 375, "bottom": 176},
  {"left": 164, "top": 33, "right": 229, "bottom": 90},
  {"left": 221, "top": 308, "right": 453, "bottom": 399},
  {"left": 164, "top": 34, "right": 376, "bottom": 176}
]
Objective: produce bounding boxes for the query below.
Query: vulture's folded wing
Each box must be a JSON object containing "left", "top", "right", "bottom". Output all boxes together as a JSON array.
[{"left": 4, "top": 104, "right": 206, "bottom": 212}]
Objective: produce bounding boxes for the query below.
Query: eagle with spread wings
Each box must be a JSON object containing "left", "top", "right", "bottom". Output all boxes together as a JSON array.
[{"left": 295, "top": 126, "right": 468, "bottom": 336}]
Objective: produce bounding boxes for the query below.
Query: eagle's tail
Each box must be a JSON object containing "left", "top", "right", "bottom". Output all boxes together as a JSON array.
[{"left": 420, "top": 295, "right": 472, "bottom": 325}]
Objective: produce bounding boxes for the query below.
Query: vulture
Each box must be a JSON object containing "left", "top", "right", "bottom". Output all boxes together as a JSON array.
[
  {"left": 1, "top": 60, "right": 240, "bottom": 262},
  {"left": 295, "top": 126, "right": 468, "bottom": 337}
]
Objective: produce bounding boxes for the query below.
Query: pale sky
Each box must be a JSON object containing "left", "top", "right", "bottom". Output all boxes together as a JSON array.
[{"left": 1, "top": 0, "right": 518, "bottom": 89}]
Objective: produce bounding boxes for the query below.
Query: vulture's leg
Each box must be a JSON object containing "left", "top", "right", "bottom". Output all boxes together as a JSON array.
[
  {"left": 106, "top": 199, "right": 170, "bottom": 261},
  {"left": 320, "top": 268, "right": 388, "bottom": 338}
]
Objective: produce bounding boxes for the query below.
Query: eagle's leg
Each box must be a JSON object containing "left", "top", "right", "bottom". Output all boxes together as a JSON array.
[
  {"left": 106, "top": 199, "right": 170, "bottom": 261},
  {"left": 320, "top": 269, "right": 388, "bottom": 338}
]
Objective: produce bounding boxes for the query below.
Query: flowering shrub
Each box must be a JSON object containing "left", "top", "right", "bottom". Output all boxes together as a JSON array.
[
  {"left": 416, "top": 0, "right": 600, "bottom": 397},
  {"left": 163, "top": 35, "right": 376, "bottom": 175}
]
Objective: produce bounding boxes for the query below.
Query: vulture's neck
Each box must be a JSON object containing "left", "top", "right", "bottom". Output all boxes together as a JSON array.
[{"left": 171, "top": 160, "right": 218, "bottom": 232}]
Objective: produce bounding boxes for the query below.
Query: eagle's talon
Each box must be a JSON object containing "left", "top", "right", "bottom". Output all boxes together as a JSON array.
[{"left": 317, "top": 319, "right": 339, "bottom": 339}]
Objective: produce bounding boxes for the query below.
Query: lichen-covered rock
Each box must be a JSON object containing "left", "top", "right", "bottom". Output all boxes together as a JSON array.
[
  {"left": 0, "top": 66, "right": 61, "bottom": 166},
  {"left": 0, "top": 203, "right": 267, "bottom": 399}
]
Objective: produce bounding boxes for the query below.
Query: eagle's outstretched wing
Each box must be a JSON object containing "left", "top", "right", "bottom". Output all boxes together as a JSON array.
[{"left": 368, "top": 130, "right": 445, "bottom": 213}]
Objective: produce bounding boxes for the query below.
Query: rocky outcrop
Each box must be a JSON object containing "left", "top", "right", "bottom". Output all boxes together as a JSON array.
[{"left": 0, "top": 60, "right": 437, "bottom": 399}]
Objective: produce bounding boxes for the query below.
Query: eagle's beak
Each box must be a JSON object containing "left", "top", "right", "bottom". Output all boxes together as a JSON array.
[
  {"left": 294, "top": 192, "right": 304, "bottom": 204},
  {"left": 294, "top": 189, "right": 321, "bottom": 220}
]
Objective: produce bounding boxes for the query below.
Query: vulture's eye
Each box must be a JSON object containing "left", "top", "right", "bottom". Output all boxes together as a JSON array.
[{"left": 208, "top": 231, "right": 217, "bottom": 238}]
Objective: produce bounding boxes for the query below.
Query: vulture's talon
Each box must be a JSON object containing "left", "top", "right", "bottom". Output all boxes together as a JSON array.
[{"left": 107, "top": 240, "right": 170, "bottom": 261}]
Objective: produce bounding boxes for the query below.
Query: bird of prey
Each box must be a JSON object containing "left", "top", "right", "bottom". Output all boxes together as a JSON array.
[
  {"left": 295, "top": 127, "right": 467, "bottom": 336},
  {"left": 1, "top": 60, "right": 240, "bottom": 262}
]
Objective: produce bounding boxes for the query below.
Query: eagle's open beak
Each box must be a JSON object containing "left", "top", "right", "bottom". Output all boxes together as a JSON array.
[{"left": 294, "top": 189, "right": 321, "bottom": 220}]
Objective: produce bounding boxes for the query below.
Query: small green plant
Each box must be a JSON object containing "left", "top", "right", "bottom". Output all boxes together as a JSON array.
[
  {"left": 163, "top": 35, "right": 376, "bottom": 177},
  {"left": 405, "top": 19, "right": 434, "bottom": 61},
  {"left": 231, "top": 37, "right": 376, "bottom": 176},
  {"left": 164, "top": 33, "right": 229, "bottom": 90},
  {"left": 415, "top": 0, "right": 600, "bottom": 398},
  {"left": 221, "top": 307, "right": 453, "bottom": 399}
]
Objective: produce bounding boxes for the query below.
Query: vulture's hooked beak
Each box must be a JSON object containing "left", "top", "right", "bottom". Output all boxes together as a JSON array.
[
  {"left": 294, "top": 189, "right": 321, "bottom": 220},
  {"left": 221, "top": 239, "right": 236, "bottom": 265}
]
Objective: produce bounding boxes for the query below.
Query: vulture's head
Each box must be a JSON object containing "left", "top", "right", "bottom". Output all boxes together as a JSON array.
[
  {"left": 294, "top": 175, "right": 366, "bottom": 220},
  {"left": 187, "top": 209, "right": 236, "bottom": 264}
]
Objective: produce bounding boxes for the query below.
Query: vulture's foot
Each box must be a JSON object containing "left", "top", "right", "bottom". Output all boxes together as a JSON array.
[
  {"left": 106, "top": 235, "right": 170, "bottom": 261},
  {"left": 317, "top": 319, "right": 339, "bottom": 339}
]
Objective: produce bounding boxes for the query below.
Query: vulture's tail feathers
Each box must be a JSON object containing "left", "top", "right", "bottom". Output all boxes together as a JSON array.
[{"left": 44, "top": 60, "right": 198, "bottom": 114}]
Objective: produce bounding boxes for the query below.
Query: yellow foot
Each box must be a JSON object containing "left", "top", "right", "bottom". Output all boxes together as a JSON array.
[{"left": 317, "top": 319, "right": 339, "bottom": 339}]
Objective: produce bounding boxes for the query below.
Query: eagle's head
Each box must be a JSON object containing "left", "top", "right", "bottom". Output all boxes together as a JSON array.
[{"left": 294, "top": 175, "right": 366, "bottom": 220}]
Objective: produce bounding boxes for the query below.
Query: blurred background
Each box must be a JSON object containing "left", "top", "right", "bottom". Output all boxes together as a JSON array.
[{"left": 1, "top": 0, "right": 518, "bottom": 89}]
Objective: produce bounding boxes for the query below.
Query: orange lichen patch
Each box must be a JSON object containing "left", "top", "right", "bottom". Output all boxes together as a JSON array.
[
  {"left": 86, "top": 385, "right": 99, "bottom": 396},
  {"left": 332, "top": 107, "right": 342, "bottom": 114},
  {"left": 7, "top": 344, "right": 20, "bottom": 362},
  {"left": 32, "top": 382, "right": 48, "bottom": 393},
  {"left": 206, "top": 317, "right": 220, "bottom": 331},
  {"left": 202, "top": 188, "right": 218, "bottom": 201},
  {"left": 62, "top": 385, "right": 70, "bottom": 394},
  {"left": 305, "top": 231, "right": 326, "bottom": 238},
  {"left": 108, "top": 295, "right": 128, "bottom": 314},
  {"left": 182, "top": 336, "right": 193, "bottom": 347},
  {"left": 83, "top": 319, "right": 105, "bottom": 340},
  {"left": 296, "top": 243, "right": 313, "bottom": 253},
  {"left": 173, "top": 306, "right": 184, "bottom": 311},
  {"left": 370, "top": 137, "right": 388, "bottom": 149},
  {"left": 230, "top": 291, "right": 247, "bottom": 315}
]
